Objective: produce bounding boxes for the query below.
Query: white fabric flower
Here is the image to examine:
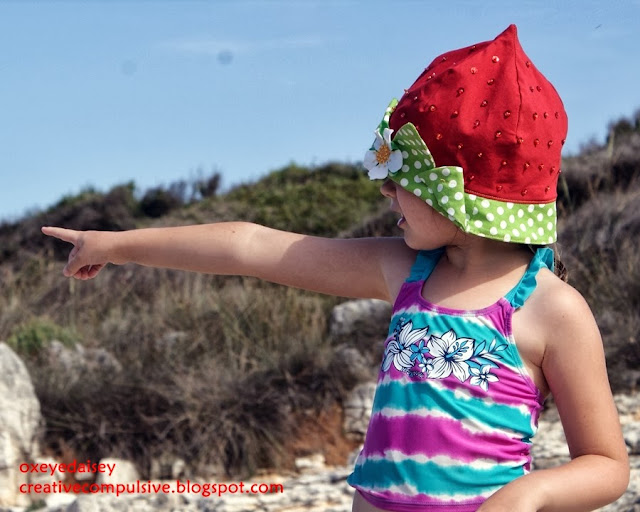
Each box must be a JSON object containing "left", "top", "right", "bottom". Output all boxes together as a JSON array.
[
  {"left": 469, "top": 364, "right": 499, "bottom": 392},
  {"left": 426, "top": 329, "right": 475, "bottom": 382},
  {"left": 382, "top": 321, "right": 429, "bottom": 373},
  {"left": 363, "top": 128, "right": 403, "bottom": 180}
]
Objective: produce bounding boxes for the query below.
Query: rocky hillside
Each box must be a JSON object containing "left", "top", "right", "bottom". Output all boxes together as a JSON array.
[{"left": 0, "top": 111, "right": 639, "bottom": 499}]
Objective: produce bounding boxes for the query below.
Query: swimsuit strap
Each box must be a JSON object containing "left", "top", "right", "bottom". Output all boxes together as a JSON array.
[
  {"left": 406, "top": 247, "right": 553, "bottom": 309},
  {"left": 504, "top": 247, "right": 555, "bottom": 309},
  {"left": 406, "top": 248, "right": 445, "bottom": 283}
]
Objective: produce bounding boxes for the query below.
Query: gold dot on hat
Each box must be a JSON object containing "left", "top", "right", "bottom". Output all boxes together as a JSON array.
[
  {"left": 534, "top": 139, "right": 540, "bottom": 147},
  {"left": 480, "top": 100, "right": 488, "bottom": 107},
  {"left": 517, "top": 137, "right": 524, "bottom": 145},
  {"left": 457, "top": 142, "right": 464, "bottom": 150},
  {"left": 436, "top": 133, "right": 443, "bottom": 140},
  {"left": 555, "top": 112, "right": 560, "bottom": 119},
  {"left": 492, "top": 56, "right": 500, "bottom": 63},
  {"left": 561, "top": 139, "right": 566, "bottom": 145},
  {"left": 544, "top": 111, "right": 549, "bottom": 118},
  {"left": 526, "top": 61, "right": 531, "bottom": 68},
  {"left": 550, "top": 166, "right": 556, "bottom": 175},
  {"left": 521, "top": 188, "right": 528, "bottom": 196},
  {"left": 473, "top": 120, "right": 480, "bottom": 128},
  {"left": 429, "top": 105, "right": 437, "bottom": 112},
  {"left": 548, "top": 140, "right": 554, "bottom": 148},
  {"left": 495, "top": 131, "right": 502, "bottom": 138},
  {"left": 545, "top": 186, "right": 551, "bottom": 193},
  {"left": 452, "top": 110, "right": 459, "bottom": 118},
  {"left": 497, "top": 185, "right": 503, "bottom": 191},
  {"left": 400, "top": 112, "right": 406, "bottom": 118},
  {"left": 538, "top": 164, "right": 544, "bottom": 171},
  {"left": 487, "top": 78, "right": 495, "bottom": 85},
  {"left": 524, "top": 162, "right": 530, "bottom": 170},
  {"left": 501, "top": 160, "right": 508, "bottom": 167},
  {"left": 504, "top": 110, "right": 511, "bottom": 118},
  {"left": 533, "top": 112, "right": 539, "bottom": 120},
  {"left": 470, "top": 67, "right": 478, "bottom": 74},
  {"left": 537, "top": 86, "right": 542, "bottom": 92},
  {"left": 457, "top": 87, "right": 465, "bottom": 96}
]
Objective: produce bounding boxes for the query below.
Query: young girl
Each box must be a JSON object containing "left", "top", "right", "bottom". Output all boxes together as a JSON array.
[{"left": 43, "top": 25, "right": 628, "bottom": 511}]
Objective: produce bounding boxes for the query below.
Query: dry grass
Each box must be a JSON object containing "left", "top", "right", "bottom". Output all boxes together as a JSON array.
[{"left": 5, "top": 260, "right": 363, "bottom": 477}]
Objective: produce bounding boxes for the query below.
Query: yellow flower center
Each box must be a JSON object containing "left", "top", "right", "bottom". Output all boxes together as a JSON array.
[{"left": 376, "top": 144, "right": 391, "bottom": 164}]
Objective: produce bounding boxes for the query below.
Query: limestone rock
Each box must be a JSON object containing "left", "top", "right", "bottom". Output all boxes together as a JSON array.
[
  {"left": 329, "top": 299, "right": 391, "bottom": 337},
  {"left": 294, "top": 453, "right": 325, "bottom": 472},
  {"left": 94, "top": 458, "right": 139, "bottom": 485},
  {"left": 46, "top": 341, "right": 121, "bottom": 381},
  {"left": 0, "top": 342, "right": 41, "bottom": 507},
  {"left": 343, "top": 382, "right": 376, "bottom": 441}
]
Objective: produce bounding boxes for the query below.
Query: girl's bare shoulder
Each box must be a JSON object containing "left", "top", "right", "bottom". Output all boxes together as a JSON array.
[{"left": 527, "top": 268, "right": 600, "bottom": 341}]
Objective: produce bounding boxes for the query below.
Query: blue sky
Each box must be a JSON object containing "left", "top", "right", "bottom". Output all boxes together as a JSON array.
[{"left": 1, "top": 0, "right": 639, "bottom": 222}]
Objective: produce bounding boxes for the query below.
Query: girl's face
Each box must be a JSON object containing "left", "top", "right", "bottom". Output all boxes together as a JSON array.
[{"left": 380, "top": 179, "right": 461, "bottom": 250}]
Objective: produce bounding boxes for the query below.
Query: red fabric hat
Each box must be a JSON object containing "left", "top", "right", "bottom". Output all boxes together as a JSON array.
[{"left": 388, "top": 24, "right": 568, "bottom": 204}]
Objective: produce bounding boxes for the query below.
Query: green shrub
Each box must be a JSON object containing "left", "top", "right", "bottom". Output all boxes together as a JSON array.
[{"left": 7, "top": 317, "right": 77, "bottom": 358}]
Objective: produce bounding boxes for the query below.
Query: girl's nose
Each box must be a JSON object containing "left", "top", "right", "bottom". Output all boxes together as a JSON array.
[{"left": 380, "top": 179, "right": 396, "bottom": 198}]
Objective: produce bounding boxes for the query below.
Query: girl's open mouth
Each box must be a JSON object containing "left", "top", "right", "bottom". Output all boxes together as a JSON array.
[{"left": 397, "top": 215, "right": 406, "bottom": 227}]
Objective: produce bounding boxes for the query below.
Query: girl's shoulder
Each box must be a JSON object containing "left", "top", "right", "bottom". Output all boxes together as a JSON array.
[{"left": 525, "top": 267, "right": 599, "bottom": 340}]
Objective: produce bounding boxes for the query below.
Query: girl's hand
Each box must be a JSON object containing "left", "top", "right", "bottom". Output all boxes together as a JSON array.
[{"left": 41, "top": 226, "right": 117, "bottom": 280}]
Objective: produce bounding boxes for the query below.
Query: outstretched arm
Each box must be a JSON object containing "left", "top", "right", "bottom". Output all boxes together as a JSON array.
[
  {"left": 42, "top": 223, "right": 416, "bottom": 302},
  {"left": 478, "top": 282, "right": 629, "bottom": 511}
]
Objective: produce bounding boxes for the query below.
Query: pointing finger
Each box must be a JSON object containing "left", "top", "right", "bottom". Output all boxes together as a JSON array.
[{"left": 41, "top": 226, "right": 80, "bottom": 245}]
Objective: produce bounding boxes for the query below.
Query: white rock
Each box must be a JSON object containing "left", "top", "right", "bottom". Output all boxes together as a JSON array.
[
  {"left": 329, "top": 299, "right": 391, "bottom": 336},
  {"left": 294, "top": 453, "right": 325, "bottom": 472},
  {"left": 94, "top": 458, "right": 139, "bottom": 485},
  {"left": 624, "top": 423, "right": 640, "bottom": 454},
  {"left": 0, "top": 342, "right": 42, "bottom": 508},
  {"left": 343, "top": 382, "right": 376, "bottom": 441},
  {"left": 44, "top": 492, "right": 77, "bottom": 510}
]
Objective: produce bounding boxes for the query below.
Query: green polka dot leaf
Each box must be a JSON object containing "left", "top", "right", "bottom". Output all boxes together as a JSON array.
[{"left": 371, "top": 100, "right": 557, "bottom": 245}]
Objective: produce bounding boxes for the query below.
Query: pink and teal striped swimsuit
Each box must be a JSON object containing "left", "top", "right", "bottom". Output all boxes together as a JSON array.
[{"left": 348, "top": 248, "right": 552, "bottom": 511}]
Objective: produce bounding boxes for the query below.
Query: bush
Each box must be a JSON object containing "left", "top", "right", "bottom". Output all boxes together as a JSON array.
[
  {"left": 140, "top": 187, "right": 183, "bottom": 218},
  {"left": 29, "top": 276, "right": 358, "bottom": 477},
  {"left": 559, "top": 188, "right": 640, "bottom": 390},
  {"left": 7, "top": 316, "right": 77, "bottom": 358}
]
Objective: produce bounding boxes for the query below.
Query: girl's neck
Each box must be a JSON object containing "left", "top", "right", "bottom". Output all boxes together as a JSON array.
[
  {"left": 442, "top": 238, "right": 533, "bottom": 278},
  {"left": 420, "top": 240, "right": 534, "bottom": 311}
]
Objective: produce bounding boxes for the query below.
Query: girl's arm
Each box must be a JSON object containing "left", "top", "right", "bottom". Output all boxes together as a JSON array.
[
  {"left": 478, "top": 281, "right": 629, "bottom": 511},
  {"left": 41, "top": 222, "right": 416, "bottom": 302}
]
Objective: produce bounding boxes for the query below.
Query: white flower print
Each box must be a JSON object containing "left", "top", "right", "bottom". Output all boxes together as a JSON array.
[
  {"left": 426, "top": 329, "right": 475, "bottom": 382},
  {"left": 469, "top": 365, "right": 499, "bottom": 392},
  {"left": 382, "top": 321, "right": 429, "bottom": 373},
  {"left": 363, "top": 128, "right": 403, "bottom": 180}
]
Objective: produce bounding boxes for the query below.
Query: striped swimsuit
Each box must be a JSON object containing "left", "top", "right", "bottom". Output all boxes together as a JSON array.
[{"left": 347, "top": 248, "right": 552, "bottom": 511}]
